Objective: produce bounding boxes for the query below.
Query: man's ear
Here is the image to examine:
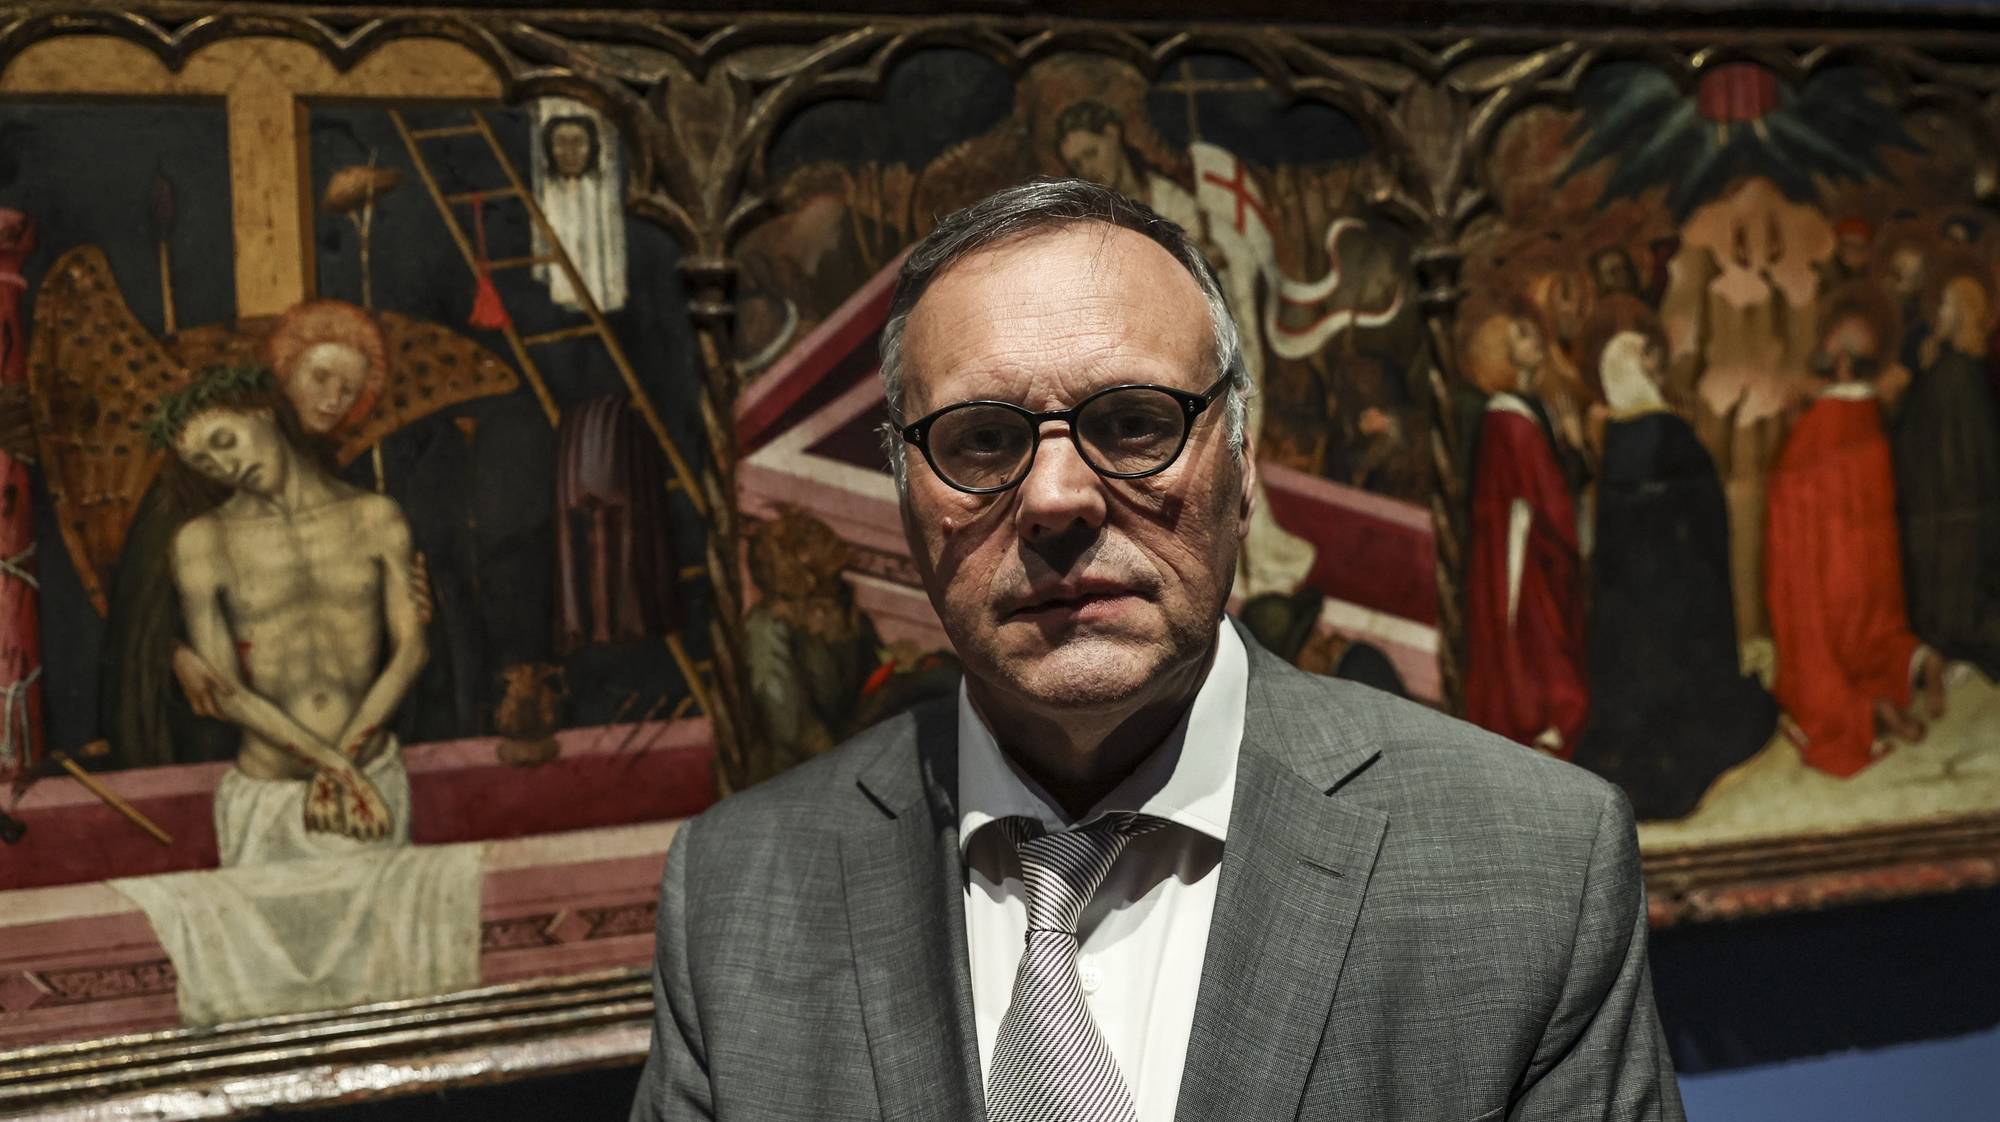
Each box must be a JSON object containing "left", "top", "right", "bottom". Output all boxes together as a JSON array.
[{"left": 1236, "top": 433, "right": 1258, "bottom": 543}]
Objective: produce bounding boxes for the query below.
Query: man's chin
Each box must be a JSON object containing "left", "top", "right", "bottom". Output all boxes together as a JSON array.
[{"left": 984, "top": 632, "right": 1164, "bottom": 713}]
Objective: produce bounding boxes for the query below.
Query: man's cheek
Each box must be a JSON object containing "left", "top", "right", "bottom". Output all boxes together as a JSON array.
[
  {"left": 919, "top": 498, "right": 985, "bottom": 566},
  {"left": 1142, "top": 522, "right": 1219, "bottom": 578}
]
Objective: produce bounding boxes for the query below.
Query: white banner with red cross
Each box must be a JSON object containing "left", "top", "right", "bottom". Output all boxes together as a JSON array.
[{"left": 1190, "top": 142, "right": 1404, "bottom": 360}]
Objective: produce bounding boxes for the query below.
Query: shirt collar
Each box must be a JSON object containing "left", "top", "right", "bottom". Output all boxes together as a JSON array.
[{"left": 956, "top": 618, "right": 1246, "bottom": 855}]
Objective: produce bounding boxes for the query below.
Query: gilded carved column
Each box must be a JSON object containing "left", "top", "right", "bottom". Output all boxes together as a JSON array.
[
  {"left": 1411, "top": 245, "right": 1467, "bottom": 714},
  {"left": 647, "top": 51, "right": 787, "bottom": 792},
  {"left": 1376, "top": 78, "right": 1476, "bottom": 714},
  {"left": 678, "top": 254, "right": 755, "bottom": 792}
]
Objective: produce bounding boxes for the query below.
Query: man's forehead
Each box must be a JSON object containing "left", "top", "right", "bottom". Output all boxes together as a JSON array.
[{"left": 901, "top": 223, "right": 1210, "bottom": 401}]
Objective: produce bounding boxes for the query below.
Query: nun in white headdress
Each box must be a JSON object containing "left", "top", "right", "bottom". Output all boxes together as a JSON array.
[{"left": 530, "top": 97, "right": 627, "bottom": 314}]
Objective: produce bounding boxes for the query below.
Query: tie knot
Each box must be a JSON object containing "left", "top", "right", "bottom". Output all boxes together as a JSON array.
[{"left": 999, "top": 814, "right": 1164, "bottom": 935}]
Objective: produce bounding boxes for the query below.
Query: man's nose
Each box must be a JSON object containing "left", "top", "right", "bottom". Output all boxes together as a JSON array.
[{"left": 1013, "top": 426, "right": 1107, "bottom": 544}]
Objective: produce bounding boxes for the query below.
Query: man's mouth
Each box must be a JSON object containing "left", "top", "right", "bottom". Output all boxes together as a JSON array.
[{"left": 1005, "top": 583, "right": 1145, "bottom": 623}]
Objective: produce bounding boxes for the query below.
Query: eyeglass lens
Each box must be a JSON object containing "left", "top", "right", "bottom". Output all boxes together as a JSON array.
[{"left": 925, "top": 386, "right": 1191, "bottom": 490}]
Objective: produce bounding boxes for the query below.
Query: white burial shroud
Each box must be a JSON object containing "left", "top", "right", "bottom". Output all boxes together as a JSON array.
[{"left": 110, "top": 749, "right": 482, "bottom": 1025}]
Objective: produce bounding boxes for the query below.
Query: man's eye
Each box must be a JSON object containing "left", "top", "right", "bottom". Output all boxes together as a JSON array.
[
  {"left": 949, "top": 424, "right": 1024, "bottom": 459},
  {"left": 1085, "top": 404, "right": 1176, "bottom": 447}
]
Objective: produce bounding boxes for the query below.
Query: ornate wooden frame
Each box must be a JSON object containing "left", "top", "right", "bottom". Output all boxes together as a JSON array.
[{"left": 4, "top": 0, "right": 2000, "bottom": 1110}]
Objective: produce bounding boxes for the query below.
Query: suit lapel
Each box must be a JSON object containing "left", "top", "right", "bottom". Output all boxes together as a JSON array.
[
  {"left": 841, "top": 701, "right": 986, "bottom": 1121},
  {"left": 1175, "top": 637, "right": 1389, "bottom": 1122}
]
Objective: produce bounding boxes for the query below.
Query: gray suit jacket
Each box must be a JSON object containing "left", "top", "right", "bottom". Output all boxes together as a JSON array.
[{"left": 632, "top": 627, "right": 1685, "bottom": 1121}]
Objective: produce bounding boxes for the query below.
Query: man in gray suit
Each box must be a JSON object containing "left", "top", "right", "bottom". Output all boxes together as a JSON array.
[{"left": 632, "top": 179, "right": 1684, "bottom": 1121}]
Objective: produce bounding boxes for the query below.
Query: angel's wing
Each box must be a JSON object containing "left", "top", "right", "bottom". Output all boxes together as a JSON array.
[
  {"left": 27, "top": 246, "right": 185, "bottom": 616},
  {"left": 163, "top": 320, "right": 265, "bottom": 372},
  {"left": 330, "top": 311, "right": 518, "bottom": 465}
]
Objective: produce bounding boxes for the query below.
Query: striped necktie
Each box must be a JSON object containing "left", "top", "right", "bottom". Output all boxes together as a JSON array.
[{"left": 984, "top": 813, "right": 1166, "bottom": 1122}]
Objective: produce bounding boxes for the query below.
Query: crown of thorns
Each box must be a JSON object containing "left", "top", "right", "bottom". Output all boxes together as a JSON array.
[{"left": 145, "top": 364, "right": 275, "bottom": 451}]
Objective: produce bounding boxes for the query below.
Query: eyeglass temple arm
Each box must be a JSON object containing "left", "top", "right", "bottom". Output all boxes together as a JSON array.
[{"left": 1194, "top": 372, "right": 1233, "bottom": 410}]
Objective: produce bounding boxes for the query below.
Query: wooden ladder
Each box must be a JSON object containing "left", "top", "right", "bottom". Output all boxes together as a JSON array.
[{"left": 387, "top": 107, "right": 715, "bottom": 718}]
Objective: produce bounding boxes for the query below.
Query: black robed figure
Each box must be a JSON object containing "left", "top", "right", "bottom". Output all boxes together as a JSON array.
[{"left": 1572, "top": 331, "right": 1777, "bottom": 820}]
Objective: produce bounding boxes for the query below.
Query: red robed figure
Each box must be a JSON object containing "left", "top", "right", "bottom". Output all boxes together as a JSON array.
[
  {"left": 1765, "top": 390, "right": 1921, "bottom": 777},
  {"left": 1465, "top": 395, "right": 1589, "bottom": 756}
]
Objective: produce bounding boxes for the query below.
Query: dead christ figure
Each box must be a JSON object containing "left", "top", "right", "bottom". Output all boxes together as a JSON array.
[{"left": 155, "top": 365, "right": 427, "bottom": 860}]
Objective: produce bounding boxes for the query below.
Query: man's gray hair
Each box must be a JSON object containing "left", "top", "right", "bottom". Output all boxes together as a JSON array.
[{"left": 877, "top": 178, "right": 1250, "bottom": 491}]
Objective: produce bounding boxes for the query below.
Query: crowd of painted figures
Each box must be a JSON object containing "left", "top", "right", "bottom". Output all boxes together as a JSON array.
[{"left": 1455, "top": 194, "right": 2000, "bottom": 820}]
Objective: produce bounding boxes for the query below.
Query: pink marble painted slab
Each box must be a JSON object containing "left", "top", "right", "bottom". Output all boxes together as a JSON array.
[{"left": 2, "top": 719, "right": 713, "bottom": 891}]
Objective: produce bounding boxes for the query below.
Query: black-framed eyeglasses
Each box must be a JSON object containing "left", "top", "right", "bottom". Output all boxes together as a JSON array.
[{"left": 898, "top": 374, "right": 1231, "bottom": 494}]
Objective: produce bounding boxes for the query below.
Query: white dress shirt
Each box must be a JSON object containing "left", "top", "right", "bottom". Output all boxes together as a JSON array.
[{"left": 958, "top": 619, "right": 1247, "bottom": 1122}]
